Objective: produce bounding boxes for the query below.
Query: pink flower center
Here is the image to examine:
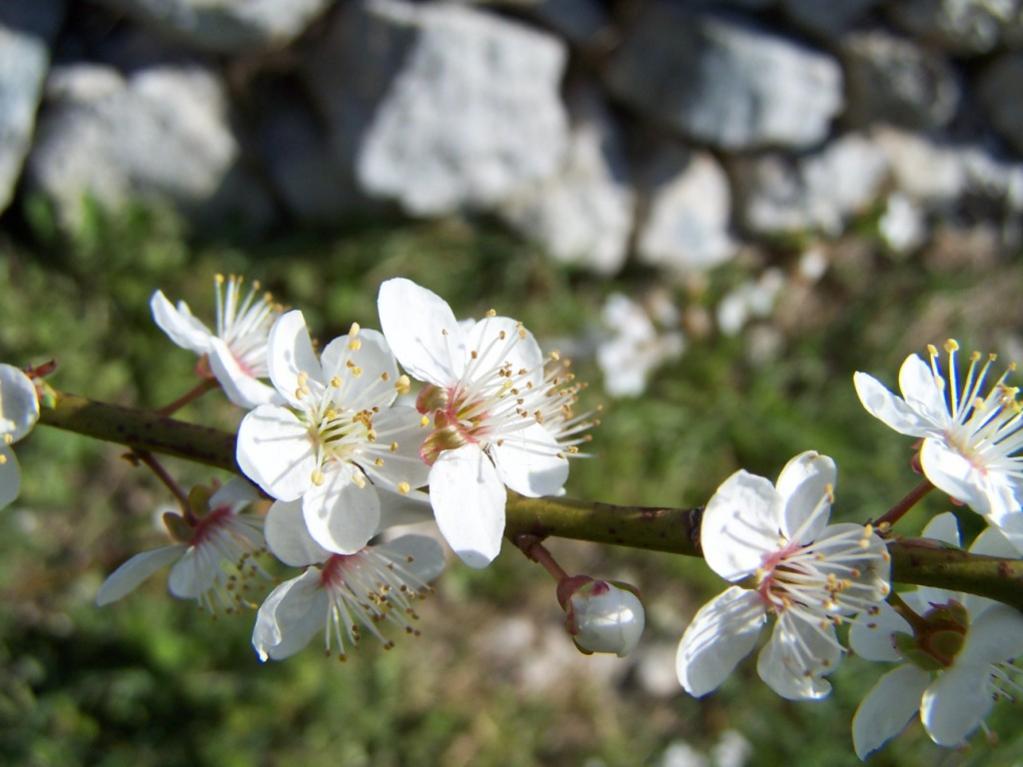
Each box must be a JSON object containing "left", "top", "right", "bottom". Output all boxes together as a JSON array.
[{"left": 189, "top": 506, "right": 233, "bottom": 547}]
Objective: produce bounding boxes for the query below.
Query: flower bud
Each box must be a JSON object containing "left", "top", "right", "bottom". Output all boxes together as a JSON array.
[{"left": 561, "top": 577, "right": 645, "bottom": 657}]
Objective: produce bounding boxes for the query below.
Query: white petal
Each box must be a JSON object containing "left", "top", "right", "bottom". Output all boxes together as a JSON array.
[
  {"left": 853, "top": 664, "right": 930, "bottom": 760},
  {"left": 970, "top": 523, "right": 1019, "bottom": 558},
  {"left": 675, "top": 586, "right": 766, "bottom": 697},
  {"left": 359, "top": 406, "right": 431, "bottom": 492},
  {"left": 959, "top": 605, "right": 1023, "bottom": 666},
  {"left": 701, "top": 470, "right": 782, "bottom": 582},
  {"left": 377, "top": 486, "right": 434, "bottom": 528},
  {"left": 209, "top": 476, "right": 260, "bottom": 511},
  {"left": 920, "top": 664, "right": 993, "bottom": 746},
  {"left": 0, "top": 364, "right": 39, "bottom": 442},
  {"left": 236, "top": 405, "right": 316, "bottom": 501},
  {"left": 849, "top": 599, "right": 911, "bottom": 662},
  {"left": 919, "top": 439, "right": 990, "bottom": 515},
  {"left": 378, "top": 534, "right": 446, "bottom": 583},
  {"left": 756, "top": 613, "right": 841, "bottom": 700},
  {"left": 207, "top": 337, "right": 279, "bottom": 409},
  {"left": 321, "top": 328, "right": 399, "bottom": 410},
  {"left": 302, "top": 464, "right": 380, "bottom": 554},
  {"left": 899, "top": 353, "right": 950, "bottom": 428},
  {"left": 267, "top": 310, "right": 323, "bottom": 408},
  {"left": 465, "top": 315, "right": 544, "bottom": 389},
  {"left": 0, "top": 445, "right": 21, "bottom": 510},
  {"left": 853, "top": 370, "right": 932, "bottom": 437},
  {"left": 252, "top": 568, "right": 327, "bottom": 661},
  {"left": 775, "top": 451, "right": 836, "bottom": 543},
  {"left": 920, "top": 511, "right": 961, "bottom": 547},
  {"left": 429, "top": 443, "right": 506, "bottom": 568},
  {"left": 169, "top": 546, "right": 219, "bottom": 598},
  {"left": 265, "top": 499, "right": 330, "bottom": 567},
  {"left": 96, "top": 544, "right": 186, "bottom": 605},
  {"left": 491, "top": 422, "right": 569, "bottom": 498},
  {"left": 150, "top": 290, "right": 212, "bottom": 354},
  {"left": 377, "top": 277, "right": 466, "bottom": 386}
]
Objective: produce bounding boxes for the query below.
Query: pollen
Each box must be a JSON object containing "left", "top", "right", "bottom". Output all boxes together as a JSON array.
[{"left": 397, "top": 481, "right": 411, "bottom": 495}]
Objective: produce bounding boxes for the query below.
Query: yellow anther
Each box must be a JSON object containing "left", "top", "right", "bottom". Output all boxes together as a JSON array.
[
  {"left": 0, "top": 454, "right": 6, "bottom": 465},
  {"left": 311, "top": 469, "right": 325, "bottom": 486},
  {"left": 374, "top": 457, "right": 385, "bottom": 467},
  {"left": 348, "top": 338, "right": 362, "bottom": 351},
  {"left": 550, "top": 350, "right": 561, "bottom": 361},
  {"left": 970, "top": 351, "right": 982, "bottom": 362},
  {"left": 927, "top": 343, "right": 938, "bottom": 357},
  {"left": 397, "top": 481, "right": 411, "bottom": 495},
  {"left": 485, "top": 308, "right": 497, "bottom": 317},
  {"left": 389, "top": 441, "right": 399, "bottom": 453},
  {"left": 349, "top": 322, "right": 361, "bottom": 337},
  {"left": 863, "top": 523, "right": 873, "bottom": 537},
  {"left": 498, "top": 330, "right": 507, "bottom": 340},
  {"left": 3, "top": 434, "right": 11, "bottom": 445},
  {"left": 352, "top": 473, "right": 367, "bottom": 489},
  {"left": 395, "top": 375, "right": 411, "bottom": 395},
  {"left": 330, "top": 375, "right": 342, "bottom": 388},
  {"left": 420, "top": 415, "right": 430, "bottom": 427},
  {"left": 944, "top": 338, "right": 959, "bottom": 353},
  {"left": 351, "top": 366, "right": 362, "bottom": 377},
  {"left": 215, "top": 273, "right": 225, "bottom": 284}
]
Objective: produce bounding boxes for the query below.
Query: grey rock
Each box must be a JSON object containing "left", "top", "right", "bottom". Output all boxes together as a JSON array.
[
  {"left": 979, "top": 53, "right": 1023, "bottom": 155},
  {"left": 0, "top": 0, "right": 65, "bottom": 214},
  {"left": 888, "top": 0, "right": 1023, "bottom": 55},
  {"left": 306, "top": 0, "right": 569, "bottom": 217},
  {"left": 843, "top": 30, "right": 961, "bottom": 130},
  {"left": 257, "top": 94, "right": 373, "bottom": 225},
  {"left": 605, "top": 5, "right": 842, "bottom": 150},
  {"left": 782, "top": 0, "right": 879, "bottom": 37},
  {"left": 27, "top": 63, "right": 275, "bottom": 233},
  {"left": 734, "top": 133, "right": 889, "bottom": 237},
  {"left": 92, "top": 0, "right": 335, "bottom": 53},
  {"left": 525, "top": 0, "right": 610, "bottom": 47},
  {"left": 498, "top": 90, "right": 633, "bottom": 275},
  {"left": 635, "top": 147, "right": 737, "bottom": 273}
]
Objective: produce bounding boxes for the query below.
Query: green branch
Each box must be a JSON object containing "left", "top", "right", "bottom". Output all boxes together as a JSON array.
[{"left": 37, "top": 391, "right": 1023, "bottom": 610}]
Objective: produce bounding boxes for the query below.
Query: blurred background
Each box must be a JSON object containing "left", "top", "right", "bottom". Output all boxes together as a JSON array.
[{"left": 3, "top": 0, "right": 1023, "bottom": 765}]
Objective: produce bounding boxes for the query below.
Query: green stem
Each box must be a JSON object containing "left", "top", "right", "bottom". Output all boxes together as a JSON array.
[{"left": 35, "top": 390, "right": 1023, "bottom": 611}]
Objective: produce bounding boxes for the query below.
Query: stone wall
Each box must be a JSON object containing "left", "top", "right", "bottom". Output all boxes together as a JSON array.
[{"left": 3, "top": 0, "right": 1023, "bottom": 272}]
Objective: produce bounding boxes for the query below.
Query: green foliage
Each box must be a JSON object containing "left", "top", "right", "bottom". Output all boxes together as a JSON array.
[{"left": 1, "top": 205, "right": 1019, "bottom": 766}]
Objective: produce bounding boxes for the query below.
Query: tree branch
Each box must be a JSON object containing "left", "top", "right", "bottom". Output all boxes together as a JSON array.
[{"left": 36, "top": 390, "right": 1023, "bottom": 611}]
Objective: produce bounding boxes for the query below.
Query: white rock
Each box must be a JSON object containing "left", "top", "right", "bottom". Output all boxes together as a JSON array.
[
  {"left": 636, "top": 148, "right": 737, "bottom": 273},
  {"left": 880, "top": 192, "right": 927, "bottom": 252},
  {"left": 597, "top": 293, "right": 684, "bottom": 398},
  {"left": 0, "top": 0, "right": 65, "bottom": 214},
  {"left": 889, "top": 0, "right": 1023, "bottom": 54},
  {"left": 27, "top": 63, "right": 274, "bottom": 232},
  {"left": 734, "top": 133, "right": 889, "bottom": 237},
  {"left": 871, "top": 127, "right": 966, "bottom": 205},
  {"left": 340, "top": 0, "right": 569, "bottom": 216},
  {"left": 92, "top": 0, "right": 335, "bottom": 53},
  {"left": 606, "top": 5, "right": 843, "bottom": 150},
  {"left": 498, "top": 90, "right": 633, "bottom": 274}
]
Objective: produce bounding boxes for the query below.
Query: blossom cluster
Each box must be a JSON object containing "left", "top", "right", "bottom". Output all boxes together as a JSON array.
[{"left": 4, "top": 272, "right": 1023, "bottom": 762}]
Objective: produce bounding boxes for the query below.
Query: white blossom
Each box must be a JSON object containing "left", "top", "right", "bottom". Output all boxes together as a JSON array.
[
  {"left": 96, "top": 478, "right": 266, "bottom": 611},
  {"left": 252, "top": 499, "right": 444, "bottom": 661},
  {"left": 151, "top": 274, "right": 280, "bottom": 408},
  {"left": 850, "top": 513, "right": 1023, "bottom": 758},
  {"left": 596, "top": 292, "right": 684, "bottom": 398},
  {"left": 0, "top": 364, "right": 39, "bottom": 511},
  {"left": 676, "top": 451, "right": 890, "bottom": 700},
  {"left": 564, "top": 578, "right": 645, "bottom": 657},
  {"left": 377, "top": 278, "right": 594, "bottom": 568},
  {"left": 236, "top": 310, "right": 429, "bottom": 556},
  {"left": 855, "top": 340, "right": 1023, "bottom": 548}
]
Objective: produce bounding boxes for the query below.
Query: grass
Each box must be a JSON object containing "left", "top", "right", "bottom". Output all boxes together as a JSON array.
[{"left": 1, "top": 200, "right": 1022, "bottom": 766}]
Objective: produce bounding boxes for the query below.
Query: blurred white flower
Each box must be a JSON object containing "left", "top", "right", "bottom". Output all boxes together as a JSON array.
[
  {"left": 676, "top": 451, "right": 890, "bottom": 700},
  {"left": 711, "top": 730, "right": 752, "bottom": 767},
  {"left": 151, "top": 274, "right": 281, "bottom": 408},
  {"left": 237, "top": 310, "right": 428, "bottom": 556},
  {"left": 378, "top": 278, "right": 593, "bottom": 569},
  {"left": 564, "top": 578, "right": 645, "bottom": 657},
  {"left": 253, "top": 500, "right": 444, "bottom": 661},
  {"left": 850, "top": 513, "right": 1023, "bottom": 758},
  {"left": 0, "top": 364, "right": 40, "bottom": 511},
  {"left": 879, "top": 193, "right": 926, "bottom": 254},
  {"left": 597, "top": 292, "right": 684, "bottom": 398},
  {"left": 96, "top": 478, "right": 265, "bottom": 611},
  {"left": 716, "top": 269, "right": 785, "bottom": 337},
  {"left": 855, "top": 340, "right": 1023, "bottom": 549}
]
